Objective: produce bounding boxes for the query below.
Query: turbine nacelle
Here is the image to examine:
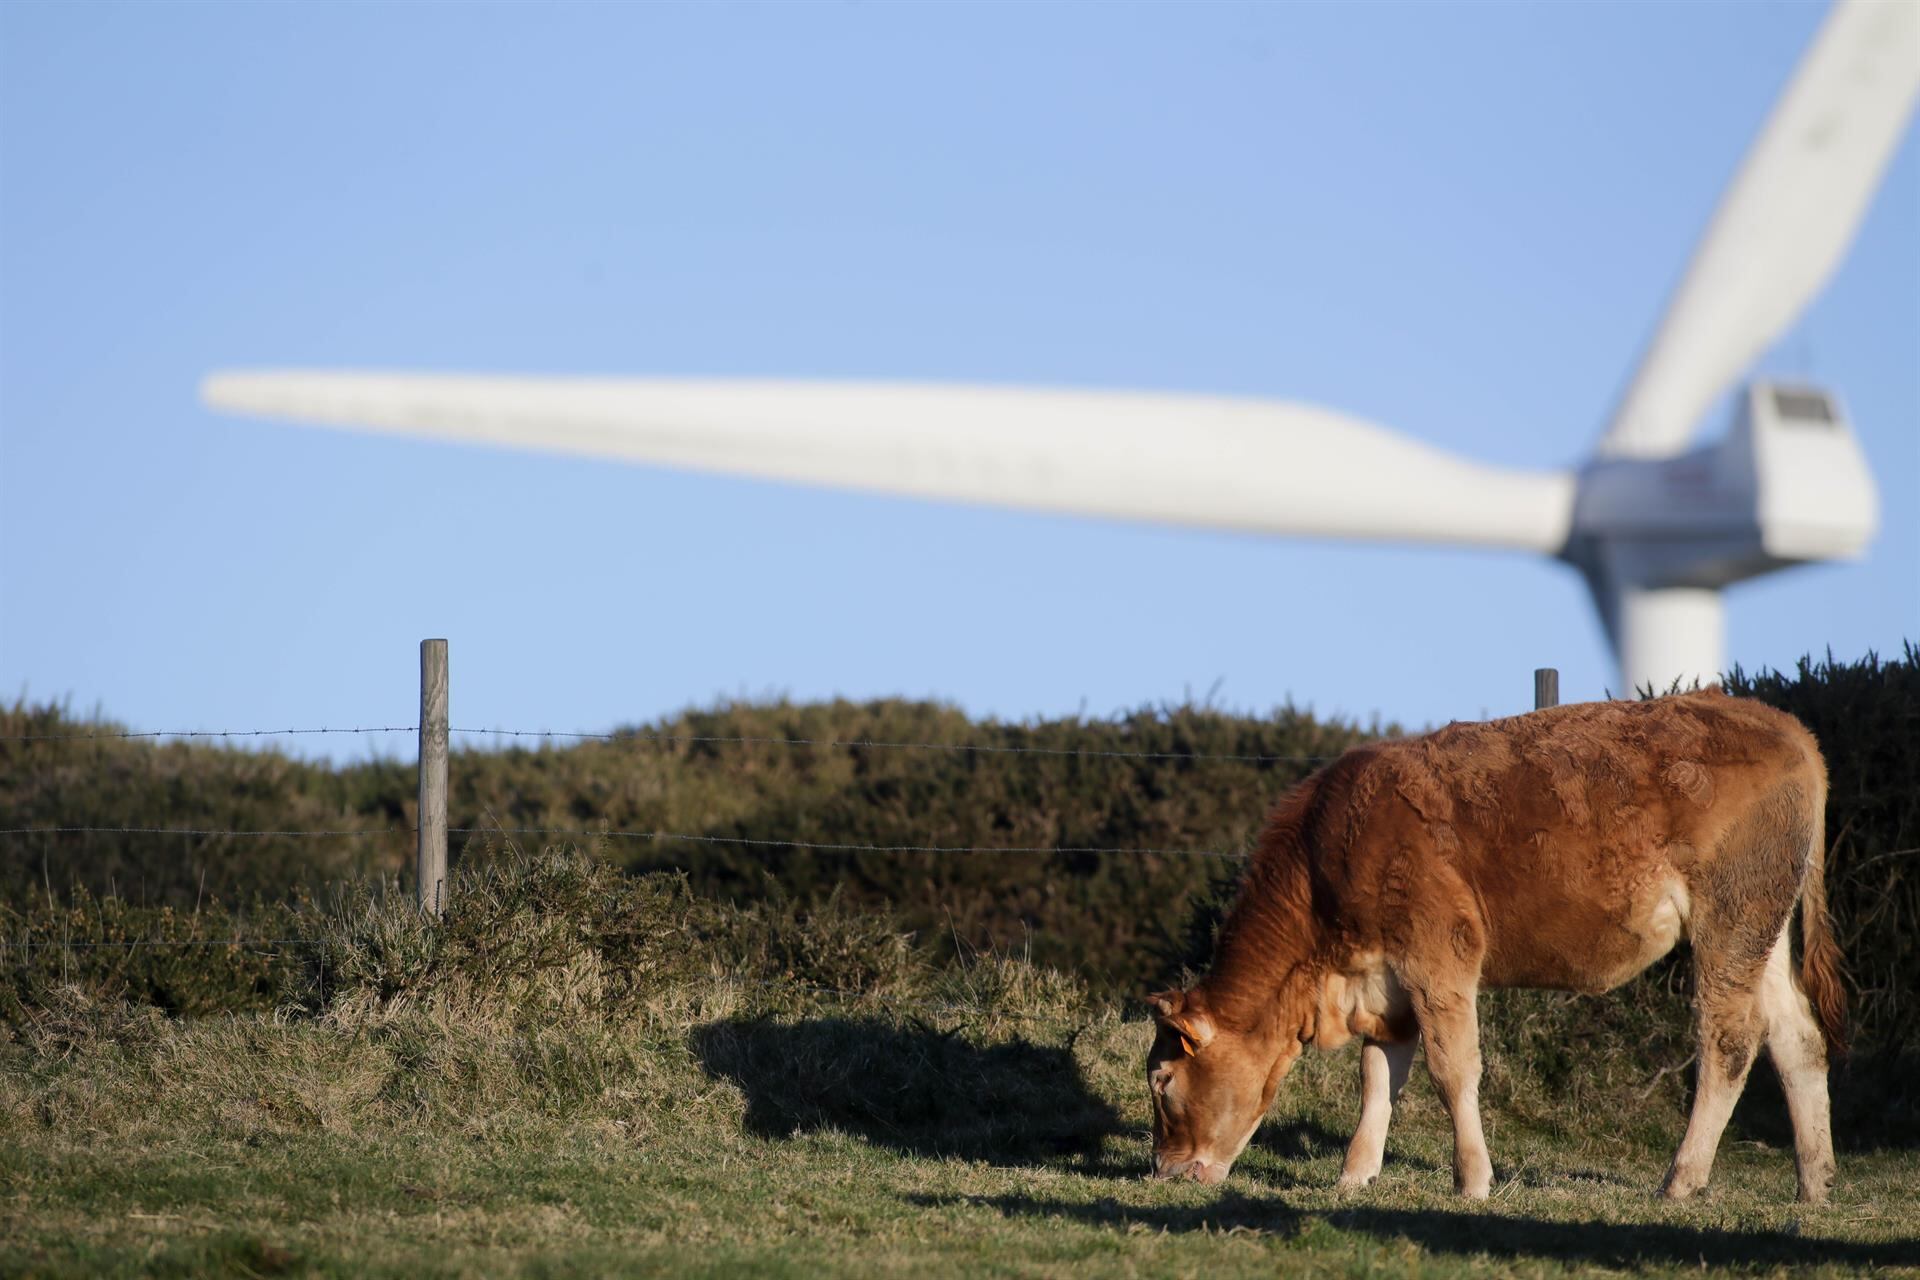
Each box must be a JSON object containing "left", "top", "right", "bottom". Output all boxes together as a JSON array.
[{"left": 1569, "top": 381, "right": 1878, "bottom": 592}]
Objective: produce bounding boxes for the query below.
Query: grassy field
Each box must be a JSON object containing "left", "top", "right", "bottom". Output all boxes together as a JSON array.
[
  {"left": 7, "top": 655, "right": 1917, "bottom": 1275},
  {"left": 6, "top": 929, "right": 1917, "bottom": 1277}
]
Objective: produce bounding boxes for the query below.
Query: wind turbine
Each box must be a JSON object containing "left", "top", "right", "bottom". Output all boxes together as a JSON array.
[{"left": 204, "top": 0, "right": 1917, "bottom": 696}]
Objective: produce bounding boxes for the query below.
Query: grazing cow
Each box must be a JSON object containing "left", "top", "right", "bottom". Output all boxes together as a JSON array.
[{"left": 1146, "top": 690, "right": 1844, "bottom": 1202}]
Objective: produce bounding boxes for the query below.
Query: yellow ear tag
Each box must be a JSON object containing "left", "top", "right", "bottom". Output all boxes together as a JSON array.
[{"left": 1177, "top": 1032, "right": 1198, "bottom": 1058}]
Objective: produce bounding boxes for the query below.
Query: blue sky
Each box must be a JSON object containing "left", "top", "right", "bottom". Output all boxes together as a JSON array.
[{"left": 1, "top": 0, "right": 1914, "bottom": 753}]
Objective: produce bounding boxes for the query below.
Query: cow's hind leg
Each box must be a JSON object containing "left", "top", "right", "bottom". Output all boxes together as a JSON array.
[
  {"left": 1663, "top": 981, "right": 1765, "bottom": 1200},
  {"left": 1337, "top": 1035, "right": 1417, "bottom": 1190},
  {"left": 1665, "top": 783, "right": 1812, "bottom": 1201},
  {"left": 1759, "top": 928, "right": 1836, "bottom": 1203},
  {"left": 1664, "top": 910, "right": 1781, "bottom": 1199}
]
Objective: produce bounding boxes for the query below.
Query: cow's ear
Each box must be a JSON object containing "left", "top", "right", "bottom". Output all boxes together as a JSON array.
[
  {"left": 1145, "top": 990, "right": 1183, "bottom": 1021},
  {"left": 1147, "top": 989, "right": 1215, "bottom": 1055}
]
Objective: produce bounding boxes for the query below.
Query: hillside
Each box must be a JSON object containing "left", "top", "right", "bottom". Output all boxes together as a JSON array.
[
  {"left": 5, "top": 646, "right": 1916, "bottom": 1047},
  {"left": 1, "top": 695, "right": 1382, "bottom": 985}
]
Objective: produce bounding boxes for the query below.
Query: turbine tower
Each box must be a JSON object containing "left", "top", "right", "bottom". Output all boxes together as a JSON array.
[{"left": 204, "top": 0, "right": 1916, "bottom": 696}]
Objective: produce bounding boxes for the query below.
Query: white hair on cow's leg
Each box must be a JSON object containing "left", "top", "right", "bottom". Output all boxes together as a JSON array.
[
  {"left": 1337, "top": 1035, "right": 1417, "bottom": 1190},
  {"left": 1758, "top": 924, "right": 1837, "bottom": 1204}
]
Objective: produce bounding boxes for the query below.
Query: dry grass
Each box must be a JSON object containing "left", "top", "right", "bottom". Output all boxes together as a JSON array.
[{"left": 3, "top": 850, "right": 1917, "bottom": 1277}]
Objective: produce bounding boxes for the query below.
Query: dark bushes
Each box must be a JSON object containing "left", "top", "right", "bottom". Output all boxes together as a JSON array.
[
  {"left": 1, "top": 696, "right": 1376, "bottom": 985},
  {"left": 2, "top": 850, "right": 934, "bottom": 1031},
  {"left": 4, "top": 647, "right": 1914, "bottom": 1072},
  {"left": 0, "top": 887, "right": 310, "bottom": 1023}
]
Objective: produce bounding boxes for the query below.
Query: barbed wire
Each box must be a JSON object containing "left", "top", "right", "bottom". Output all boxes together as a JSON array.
[
  {"left": 2, "top": 726, "right": 418, "bottom": 742},
  {"left": 0, "top": 827, "right": 400, "bottom": 839},
  {"left": 719, "top": 975, "right": 1068, "bottom": 1024},
  {"left": 448, "top": 727, "right": 1337, "bottom": 764},
  {"left": 4, "top": 722, "right": 1338, "bottom": 764},
  {"left": 2, "top": 937, "right": 322, "bottom": 951},
  {"left": 449, "top": 826, "right": 1248, "bottom": 860},
  {"left": 0, "top": 824, "right": 1247, "bottom": 860},
  {"left": 3, "top": 707, "right": 1281, "bottom": 1019}
]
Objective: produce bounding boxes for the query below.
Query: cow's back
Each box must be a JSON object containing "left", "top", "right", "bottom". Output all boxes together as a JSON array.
[{"left": 1301, "top": 691, "right": 1823, "bottom": 992}]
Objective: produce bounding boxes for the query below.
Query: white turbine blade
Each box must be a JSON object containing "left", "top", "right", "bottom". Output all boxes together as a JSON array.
[
  {"left": 1600, "top": 0, "right": 1920, "bottom": 459},
  {"left": 203, "top": 371, "right": 1576, "bottom": 552}
]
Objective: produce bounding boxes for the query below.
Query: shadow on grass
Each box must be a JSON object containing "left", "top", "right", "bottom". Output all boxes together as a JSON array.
[
  {"left": 1245, "top": 1116, "right": 1351, "bottom": 1163},
  {"left": 1817, "top": 1049, "right": 1920, "bottom": 1153},
  {"left": 1225, "top": 1118, "right": 1408, "bottom": 1190},
  {"left": 1646, "top": 1045, "right": 1920, "bottom": 1155},
  {"left": 691, "top": 1016, "right": 1122, "bottom": 1166},
  {"left": 926, "top": 1191, "right": 1920, "bottom": 1269}
]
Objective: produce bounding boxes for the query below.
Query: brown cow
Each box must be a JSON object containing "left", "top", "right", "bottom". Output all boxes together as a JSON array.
[{"left": 1146, "top": 690, "right": 1844, "bottom": 1202}]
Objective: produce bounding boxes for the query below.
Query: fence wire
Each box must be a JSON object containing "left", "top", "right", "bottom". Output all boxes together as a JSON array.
[
  {"left": 5, "top": 704, "right": 1291, "bottom": 1027},
  {"left": 450, "top": 826, "right": 1247, "bottom": 860},
  {"left": 720, "top": 975, "right": 1069, "bottom": 1024},
  {"left": 3, "top": 726, "right": 418, "bottom": 742},
  {"left": 6, "top": 722, "right": 1337, "bottom": 765},
  {"left": 0, "top": 825, "right": 1246, "bottom": 860},
  {"left": 3, "top": 937, "right": 323, "bottom": 951},
  {"left": 0, "top": 827, "right": 401, "bottom": 839},
  {"left": 449, "top": 727, "right": 1336, "bottom": 764}
]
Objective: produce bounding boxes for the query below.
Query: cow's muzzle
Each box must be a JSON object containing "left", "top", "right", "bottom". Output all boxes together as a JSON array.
[{"left": 1151, "top": 1155, "right": 1229, "bottom": 1185}]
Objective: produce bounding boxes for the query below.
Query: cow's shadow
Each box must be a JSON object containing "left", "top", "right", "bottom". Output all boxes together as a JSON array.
[
  {"left": 924, "top": 1192, "right": 1920, "bottom": 1270},
  {"left": 1783, "top": 1047, "right": 1920, "bottom": 1153},
  {"left": 1246, "top": 1116, "right": 1352, "bottom": 1163},
  {"left": 691, "top": 1016, "right": 1124, "bottom": 1167},
  {"left": 1241, "top": 1114, "right": 1459, "bottom": 1191}
]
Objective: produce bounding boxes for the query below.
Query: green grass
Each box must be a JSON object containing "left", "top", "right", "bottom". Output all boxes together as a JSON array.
[
  {"left": 5, "top": 847, "right": 1916, "bottom": 1277},
  {"left": 7, "top": 647, "right": 1917, "bottom": 1275},
  {"left": 5, "top": 976, "right": 1917, "bottom": 1278}
]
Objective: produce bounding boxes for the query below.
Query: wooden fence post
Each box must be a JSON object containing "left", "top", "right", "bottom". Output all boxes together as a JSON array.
[
  {"left": 418, "top": 638, "right": 449, "bottom": 914},
  {"left": 1534, "top": 667, "right": 1559, "bottom": 711}
]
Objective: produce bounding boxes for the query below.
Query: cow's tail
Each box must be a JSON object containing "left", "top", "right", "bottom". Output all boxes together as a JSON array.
[{"left": 1798, "top": 770, "right": 1849, "bottom": 1059}]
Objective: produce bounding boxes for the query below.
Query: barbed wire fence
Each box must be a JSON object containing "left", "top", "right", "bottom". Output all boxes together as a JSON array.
[
  {"left": 2, "top": 640, "right": 1562, "bottom": 1021},
  {"left": 1, "top": 724, "right": 1343, "bottom": 762}
]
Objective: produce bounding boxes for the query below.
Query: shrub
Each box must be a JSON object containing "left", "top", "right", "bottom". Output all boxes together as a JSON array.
[
  {"left": 2, "top": 696, "right": 1377, "bottom": 986},
  {"left": 4, "top": 849, "right": 943, "bottom": 1033},
  {"left": 0, "top": 887, "right": 310, "bottom": 1023},
  {"left": 4, "top": 645, "right": 1914, "bottom": 1121}
]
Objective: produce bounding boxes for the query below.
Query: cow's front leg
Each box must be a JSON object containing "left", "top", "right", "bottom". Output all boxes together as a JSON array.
[
  {"left": 1411, "top": 984, "right": 1493, "bottom": 1199},
  {"left": 1337, "top": 1035, "right": 1417, "bottom": 1190}
]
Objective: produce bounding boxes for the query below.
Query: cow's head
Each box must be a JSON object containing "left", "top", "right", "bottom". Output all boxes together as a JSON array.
[{"left": 1145, "top": 987, "right": 1301, "bottom": 1185}]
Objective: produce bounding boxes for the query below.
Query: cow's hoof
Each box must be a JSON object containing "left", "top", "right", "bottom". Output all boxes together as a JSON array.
[
  {"left": 1453, "top": 1172, "right": 1492, "bottom": 1199},
  {"left": 1335, "top": 1171, "right": 1377, "bottom": 1192},
  {"left": 1795, "top": 1160, "right": 1835, "bottom": 1206}
]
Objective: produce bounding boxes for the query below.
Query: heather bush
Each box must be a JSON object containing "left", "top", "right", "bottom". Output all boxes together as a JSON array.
[{"left": 4, "top": 647, "right": 1914, "bottom": 1124}]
